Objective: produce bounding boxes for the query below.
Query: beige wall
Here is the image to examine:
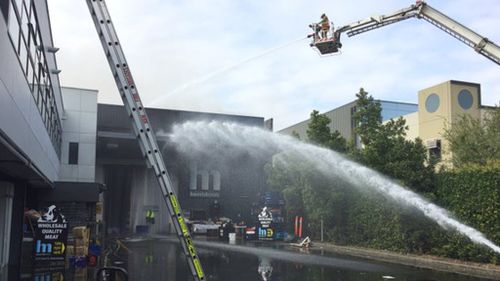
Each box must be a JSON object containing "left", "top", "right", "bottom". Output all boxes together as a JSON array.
[
  {"left": 417, "top": 80, "right": 481, "bottom": 165},
  {"left": 400, "top": 112, "right": 419, "bottom": 141},
  {"left": 280, "top": 80, "right": 487, "bottom": 168}
]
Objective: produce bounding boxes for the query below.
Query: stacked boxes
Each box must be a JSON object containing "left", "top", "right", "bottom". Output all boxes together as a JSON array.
[
  {"left": 73, "top": 267, "right": 88, "bottom": 281},
  {"left": 73, "top": 226, "right": 90, "bottom": 257}
]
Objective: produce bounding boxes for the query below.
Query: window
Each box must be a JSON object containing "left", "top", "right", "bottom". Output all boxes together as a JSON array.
[
  {"left": 6, "top": 0, "right": 63, "bottom": 158},
  {"left": 427, "top": 139, "right": 441, "bottom": 162},
  {"left": 201, "top": 171, "right": 209, "bottom": 190},
  {"left": 212, "top": 171, "right": 221, "bottom": 191},
  {"left": 209, "top": 174, "right": 214, "bottom": 190},
  {"left": 68, "top": 142, "right": 79, "bottom": 165},
  {"left": 1, "top": 0, "right": 9, "bottom": 21},
  {"left": 196, "top": 175, "right": 202, "bottom": 190},
  {"left": 458, "top": 89, "right": 473, "bottom": 110},
  {"left": 425, "top": 94, "right": 440, "bottom": 113}
]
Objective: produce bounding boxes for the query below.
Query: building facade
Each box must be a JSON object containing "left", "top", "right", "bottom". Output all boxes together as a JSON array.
[
  {"left": 280, "top": 100, "right": 417, "bottom": 143},
  {"left": 1, "top": 0, "right": 64, "bottom": 278},
  {"left": 97, "top": 104, "right": 267, "bottom": 235},
  {"left": 279, "top": 80, "right": 493, "bottom": 166},
  {"left": 411, "top": 80, "right": 490, "bottom": 165},
  {"left": 1, "top": 1, "right": 102, "bottom": 279}
]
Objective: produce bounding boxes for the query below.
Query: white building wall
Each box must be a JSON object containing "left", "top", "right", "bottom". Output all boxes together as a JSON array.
[
  {"left": 59, "top": 87, "right": 98, "bottom": 182},
  {"left": 0, "top": 3, "right": 61, "bottom": 182}
]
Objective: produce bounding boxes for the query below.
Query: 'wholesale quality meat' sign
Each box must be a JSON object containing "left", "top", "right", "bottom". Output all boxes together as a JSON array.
[{"left": 33, "top": 205, "right": 68, "bottom": 261}]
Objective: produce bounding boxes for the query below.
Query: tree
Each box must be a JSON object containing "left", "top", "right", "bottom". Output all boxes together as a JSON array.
[
  {"left": 351, "top": 87, "right": 435, "bottom": 193},
  {"left": 352, "top": 88, "right": 382, "bottom": 146},
  {"left": 307, "top": 110, "right": 347, "bottom": 152},
  {"left": 443, "top": 107, "right": 500, "bottom": 167}
]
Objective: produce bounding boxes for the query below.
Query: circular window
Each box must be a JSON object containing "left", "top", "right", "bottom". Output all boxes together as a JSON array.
[
  {"left": 458, "top": 89, "right": 473, "bottom": 109},
  {"left": 425, "top": 93, "right": 440, "bottom": 113}
]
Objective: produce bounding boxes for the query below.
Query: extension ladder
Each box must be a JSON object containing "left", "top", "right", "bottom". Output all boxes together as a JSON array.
[{"left": 85, "top": 1, "right": 206, "bottom": 280}]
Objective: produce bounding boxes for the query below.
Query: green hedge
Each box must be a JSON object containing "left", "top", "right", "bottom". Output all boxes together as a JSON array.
[
  {"left": 433, "top": 166, "right": 499, "bottom": 263},
  {"left": 269, "top": 163, "right": 500, "bottom": 263}
]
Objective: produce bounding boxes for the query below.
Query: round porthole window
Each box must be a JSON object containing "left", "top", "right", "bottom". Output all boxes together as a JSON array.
[
  {"left": 425, "top": 93, "right": 440, "bottom": 113},
  {"left": 458, "top": 89, "right": 473, "bottom": 110}
]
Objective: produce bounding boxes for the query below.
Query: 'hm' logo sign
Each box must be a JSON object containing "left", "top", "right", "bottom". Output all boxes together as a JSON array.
[{"left": 36, "top": 240, "right": 52, "bottom": 254}]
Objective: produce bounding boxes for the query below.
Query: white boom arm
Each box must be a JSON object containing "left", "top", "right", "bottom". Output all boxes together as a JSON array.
[{"left": 336, "top": 1, "right": 500, "bottom": 65}]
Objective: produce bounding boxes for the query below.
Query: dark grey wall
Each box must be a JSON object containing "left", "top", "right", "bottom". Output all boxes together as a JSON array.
[
  {"left": 97, "top": 104, "right": 267, "bottom": 232},
  {"left": 8, "top": 182, "right": 26, "bottom": 278},
  {"left": 0, "top": 0, "right": 8, "bottom": 21}
]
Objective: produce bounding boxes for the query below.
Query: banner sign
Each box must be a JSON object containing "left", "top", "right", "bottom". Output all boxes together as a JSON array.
[
  {"left": 258, "top": 207, "right": 274, "bottom": 240},
  {"left": 258, "top": 207, "right": 273, "bottom": 227},
  {"left": 33, "top": 205, "right": 68, "bottom": 261},
  {"left": 189, "top": 190, "right": 220, "bottom": 198}
]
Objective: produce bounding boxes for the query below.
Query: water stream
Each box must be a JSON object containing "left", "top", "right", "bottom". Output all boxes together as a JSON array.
[
  {"left": 169, "top": 120, "right": 500, "bottom": 254},
  {"left": 149, "top": 37, "right": 307, "bottom": 107}
]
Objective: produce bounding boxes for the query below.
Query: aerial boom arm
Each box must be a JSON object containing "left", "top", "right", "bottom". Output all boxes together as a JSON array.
[{"left": 335, "top": 1, "right": 500, "bottom": 65}]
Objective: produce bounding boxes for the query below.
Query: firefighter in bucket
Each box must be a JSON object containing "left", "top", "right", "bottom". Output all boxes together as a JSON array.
[{"left": 319, "top": 13, "right": 330, "bottom": 39}]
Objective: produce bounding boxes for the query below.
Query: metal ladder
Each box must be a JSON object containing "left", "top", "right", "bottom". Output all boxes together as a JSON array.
[{"left": 85, "top": 1, "right": 206, "bottom": 280}]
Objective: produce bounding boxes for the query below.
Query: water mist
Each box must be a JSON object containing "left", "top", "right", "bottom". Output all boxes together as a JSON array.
[{"left": 169, "top": 121, "right": 500, "bottom": 254}]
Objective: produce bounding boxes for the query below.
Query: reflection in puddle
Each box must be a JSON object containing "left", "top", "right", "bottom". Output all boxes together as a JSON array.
[
  {"left": 17, "top": 239, "right": 492, "bottom": 281},
  {"left": 114, "top": 239, "right": 491, "bottom": 281},
  {"left": 258, "top": 257, "right": 273, "bottom": 281}
]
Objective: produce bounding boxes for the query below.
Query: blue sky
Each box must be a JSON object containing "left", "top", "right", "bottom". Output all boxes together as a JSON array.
[{"left": 48, "top": 0, "right": 500, "bottom": 130}]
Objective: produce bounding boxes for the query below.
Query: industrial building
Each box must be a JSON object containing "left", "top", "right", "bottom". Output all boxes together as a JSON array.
[
  {"left": 280, "top": 100, "right": 418, "bottom": 146},
  {"left": 280, "top": 80, "right": 493, "bottom": 166},
  {"left": 96, "top": 104, "right": 267, "bottom": 235}
]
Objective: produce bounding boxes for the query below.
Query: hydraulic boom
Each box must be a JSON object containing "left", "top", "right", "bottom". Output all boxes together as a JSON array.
[
  {"left": 310, "top": 1, "right": 500, "bottom": 65},
  {"left": 86, "top": 1, "right": 205, "bottom": 280}
]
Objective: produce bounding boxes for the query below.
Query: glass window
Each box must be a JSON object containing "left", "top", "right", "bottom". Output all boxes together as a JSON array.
[
  {"left": 26, "top": 59, "right": 34, "bottom": 90},
  {"left": 425, "top": 94, "right": 440, "bottom": 113},
  {"left": 30, "top": 5, "right": 37, "bottom": 40},
  {"left": 7, "top": 3, "right": 20, "bottom": 47},
  {"left": 14, "top": 0, "right": 23, "bottom": 11},
  {"left": 37, "top": 62, "right": 43, "bottom": 80},
  {"left": 209, "top": 174, "right": 214, "bottom": 190},
  {"left": 212, "top": 171, "right": 221, "bottom": 191},
  {"left": 196, "top": 175, "right": 202, "bottom": 190},
  {"left": 458, "top": 89, "right": 473, "bottom": 110},
  {"left": 69, "top": 142, "right": 79, "bottom": 165},
  {"left": 18, "top": 39, "right": 27, "bottom": 74},
  {"left": 37, "top": 88, "right": 43, "bottom": 111},
  {"left": 28, "top": 23, "right": 36, "bottom": 58},
  {"left": 20, "top": 2, "right": 28, "bottom": 37}
]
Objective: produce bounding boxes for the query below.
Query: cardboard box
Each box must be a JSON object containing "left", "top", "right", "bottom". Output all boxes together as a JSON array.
[
  {"left": 73, "top": 268, "right": 87, "bottom": 281},
  {"left": 72, "top": 226, "right": 89, "bottom": 239},
  {"left": 74, "top": 246, "right": 88, "bottom": 256},
  {"left": 66, "top": 245, "right": 74, "bottom": 256},
  {"left": 74, "top": 238, "right": 89, "bottom": 248}
]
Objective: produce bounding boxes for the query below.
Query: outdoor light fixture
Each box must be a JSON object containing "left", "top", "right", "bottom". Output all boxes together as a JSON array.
[
  {"left": 36, "top": 45, "right": 60, "bottom": 53},
  {"left": 46, "top": 46, "right": 59, "bottom": 53},
  {"left": 51, "top": 69, "right": 62, "bottom": 74}
]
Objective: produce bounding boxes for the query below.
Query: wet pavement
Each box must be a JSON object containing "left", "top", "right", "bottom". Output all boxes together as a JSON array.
[
  {"left": 111, "top": 237, "right": 496, "bottom": 281},
  {"left": 16, "top": 236, "right": 498, "bottom": 281}
]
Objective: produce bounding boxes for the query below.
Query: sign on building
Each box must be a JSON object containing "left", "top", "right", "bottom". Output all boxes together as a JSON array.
[
  {"left": 33, "top": 205, "right": 68, "bottom": 262},
  {"left": 258, "top": 207, "right": 274, "bottom": 240}
]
